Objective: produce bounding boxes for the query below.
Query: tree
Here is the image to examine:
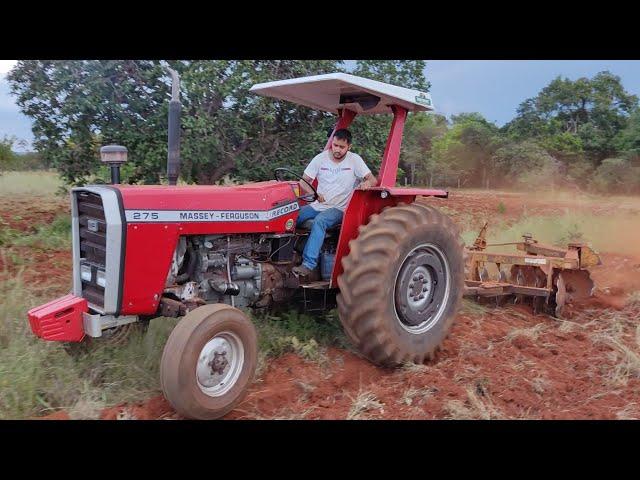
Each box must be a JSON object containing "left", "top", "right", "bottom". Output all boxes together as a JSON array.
[
  {"left": 505, "top": 71, "right": 638, "bottom": 166},
  {"left": 0, "top": 136, "right": 15, "bottom": 172},
  {"left": 8, "top": 60, "right": 342, "bottom": 186},
  {"left": 493, "top": 140, "right": 562, "bottom": 189},
  {"left": 352, "top": 60, "right": 430, "bottom": 91},
  {"left": 431, "top": 113, "right": 501, "bottom": 188},
  {"left": 614, "top": 109, "right": 640, "bottom": 163},
  {"left": 402, "top": 112, "right": 448, "bottom": 185},
  {"left": 8, "top": 59, "right": 431, "bottom": 187}
]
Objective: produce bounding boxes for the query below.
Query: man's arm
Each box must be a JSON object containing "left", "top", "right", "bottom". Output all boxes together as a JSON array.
[
  {"left": 353, "top": 156, "right": 377, "bottom": 190},
  {"left": 358, "top": 172, "right": 378, "bottom": 190},
  {"left": 300, "top": 174, "right": 325, "bottom": 202},
  {"left": 300, "top": 154, "right": 325, "bottom": 202}
]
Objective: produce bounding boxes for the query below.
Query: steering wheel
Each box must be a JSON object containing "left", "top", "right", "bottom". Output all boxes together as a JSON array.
[{"left": 274, "top": 167, "right": 318, "bottom": 203}]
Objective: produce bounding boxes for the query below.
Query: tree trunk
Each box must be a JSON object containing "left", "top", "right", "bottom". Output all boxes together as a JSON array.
[{"left": 199, "top": 139, "right": 251, "bottom": 184}]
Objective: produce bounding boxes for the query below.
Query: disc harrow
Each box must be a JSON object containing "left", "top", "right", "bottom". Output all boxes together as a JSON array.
[{"left": 463, "top": 223, "right": 601, "bottom": 317}]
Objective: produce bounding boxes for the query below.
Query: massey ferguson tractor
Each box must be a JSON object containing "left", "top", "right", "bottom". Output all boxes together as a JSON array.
[{"left": 28, "top": 72, "right": 467, "bottom": 419}]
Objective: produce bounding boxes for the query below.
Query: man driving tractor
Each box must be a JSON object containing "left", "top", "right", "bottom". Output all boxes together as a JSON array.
[{"left": 292, "top": 128, "right": 377, "bottom": 277}]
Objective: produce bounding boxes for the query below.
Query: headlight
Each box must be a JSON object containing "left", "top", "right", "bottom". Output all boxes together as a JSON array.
[
  {"left": 96, "top": 269, "right": 106, "bottom": 288},
  {"left": 81, "top": 264, "right": 92, "bottom": 282}
]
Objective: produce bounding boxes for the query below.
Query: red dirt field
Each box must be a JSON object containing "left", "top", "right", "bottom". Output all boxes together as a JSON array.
[
  {"left": 13, "top": 190, "right": 640, "bottom": 420},
  {"left": 0, "top": 196, "right": 72, "bottom": 297}
]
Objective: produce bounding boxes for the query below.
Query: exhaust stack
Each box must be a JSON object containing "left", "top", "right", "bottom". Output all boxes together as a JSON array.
[{"left": 166, "top": 67, "right": 181, "bottom": 186}]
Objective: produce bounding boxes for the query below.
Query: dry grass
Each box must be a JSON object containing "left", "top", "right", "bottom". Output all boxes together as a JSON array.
[
  {"left": 0, "top": 171, "right": 63, "bottom": 197},
  {"left": 401, "top": 361, "right": 431, "bottom": 374},
  {"left": 461, "top": 299, "right": 490, "bottom": 316},
  {"left": 615, "top": 403, "right": 639, "bottom": 420},
  {"left": 528, "top": 376, "right": 551, "bottom": 396},
  {"left": 347, "top": 389, "right": 384, "bottom": 420},
  {"left": 444, "top": 386, "right": 505, "bottom": 420},
  {"left": 574, "top": 304, "right": 640, "bottom": 388},
  {"left": 628, "top": 291, "right": 640, "bottom": 307},
  {"left": 398, "top": 386, "right": 437, "bottom": 406},
  {"left": 253, "top": 407, "right": 315, "bottom": 420},
  {"left": 115, "top": 408, "right": 138, "bottom": 420},
  {"left": 601, "top": 338, "right": 640, "bottom": 386},
  {"left": 506, "top": 323, "right": 547, "bottom": 342}
]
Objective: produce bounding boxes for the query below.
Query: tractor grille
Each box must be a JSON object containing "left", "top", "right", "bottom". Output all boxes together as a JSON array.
[{"left": 76, "top": 191, "right": 107, "bottom": 308}]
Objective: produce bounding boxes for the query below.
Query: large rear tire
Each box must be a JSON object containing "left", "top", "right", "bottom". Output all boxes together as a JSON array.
[
  {"left": 337, "top": 202, "right": 464, "bottom": 366},
  {"left": 160, "top": 304, "right": 258, "bottom": 420}
]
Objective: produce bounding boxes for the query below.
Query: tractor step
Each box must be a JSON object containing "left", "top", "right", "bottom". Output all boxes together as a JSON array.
[
  {"left": 299, "top": 280, "right": 335, "bottom": 313},
  {"left": 300, "top": 280, "right": 331, "bottom": 290}
]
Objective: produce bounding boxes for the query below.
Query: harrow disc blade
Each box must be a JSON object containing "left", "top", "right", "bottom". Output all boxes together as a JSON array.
[{"left": 554, "top": 270, "right": 595, "bottom": 317}]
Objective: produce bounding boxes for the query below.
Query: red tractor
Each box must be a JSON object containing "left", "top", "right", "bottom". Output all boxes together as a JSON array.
[{"left": 27, "top": 72, "right": 465, "bottom": 419}]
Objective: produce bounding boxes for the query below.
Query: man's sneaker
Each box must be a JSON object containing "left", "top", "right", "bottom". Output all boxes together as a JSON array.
[{"left": 292, "top": 264, "right": 313, "bottom": 277}]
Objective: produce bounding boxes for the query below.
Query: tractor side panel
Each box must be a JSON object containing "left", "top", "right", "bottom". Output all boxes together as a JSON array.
[
  {"left": 117, "top": 183, "right": 300, "bottom": 316},
  {"left": 120, "top": 212, "right": 300, "bottom": 315},
  {"left": 330, "top": 190, "right": 416, "bottom": 287}
]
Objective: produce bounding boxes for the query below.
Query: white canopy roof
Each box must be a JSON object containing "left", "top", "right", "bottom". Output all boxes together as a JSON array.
[{"left": 249, "top": 73, "right": 434, "bottom": 115}]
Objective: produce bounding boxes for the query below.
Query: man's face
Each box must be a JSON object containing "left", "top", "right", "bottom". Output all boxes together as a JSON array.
[{"left": 330, "top": 137, "right": 351, "bottom": 161}]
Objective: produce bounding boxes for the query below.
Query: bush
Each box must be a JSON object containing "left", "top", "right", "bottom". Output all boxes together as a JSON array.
[
  {"left": 494, "top": 140, "right": 562, "bottom": 189},
  {"left": 590, "top": 158, "right": 640, "bottom": 194},
  {"left": 0, "top": 137, "right": 48, "bottom": 173}
]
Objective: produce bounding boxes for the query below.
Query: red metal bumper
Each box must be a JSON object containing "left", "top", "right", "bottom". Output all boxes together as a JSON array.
[{"left": 28, "top": 294, "right": 88, "bottom": 342}]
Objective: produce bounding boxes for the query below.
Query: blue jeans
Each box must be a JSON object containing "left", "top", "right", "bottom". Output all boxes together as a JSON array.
[{"left": 296, "top": 205, "right": 343, "bottom": 270}]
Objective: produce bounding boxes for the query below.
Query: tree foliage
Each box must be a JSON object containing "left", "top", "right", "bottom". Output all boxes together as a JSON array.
[
  {"left": 8, "top": 62, "right": 640, "bottom": 194},
  {"left": 505, "top": 71, "right": 638, "bottom": 165},
  {"left": 406, "top": 70, "right": 640, "bottom": 192},
  {"left": 8, "top": 59, "right": 429, "bottom": 186}
]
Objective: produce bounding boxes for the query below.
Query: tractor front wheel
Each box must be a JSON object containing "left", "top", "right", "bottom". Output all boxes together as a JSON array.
[
  {"left": 337, "top": 202, "right": 465, "bottom": 366},
  {"left": 160, "top": 304, "right": 258, "bottom": 420}
]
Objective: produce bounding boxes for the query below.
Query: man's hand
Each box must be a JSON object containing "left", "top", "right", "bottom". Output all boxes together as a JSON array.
[
  {"left": 317, "top": 194, "right": 326, "bottom": 203},
  {"left": 358, "top": 173, "right": 378, "bottom": 190}
]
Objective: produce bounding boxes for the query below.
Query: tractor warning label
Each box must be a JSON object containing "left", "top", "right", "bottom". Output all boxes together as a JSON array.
[
  {"left": 524, "top": 257, "right": 547, "bottom": 265},
  {"left": 125, "top": 202, "right": 299, "bottom": 223}
]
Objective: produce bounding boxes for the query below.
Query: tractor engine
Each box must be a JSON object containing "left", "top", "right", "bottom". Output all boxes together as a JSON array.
[{"left": 161, "top": 232, "right": 314, "bottom": 314}]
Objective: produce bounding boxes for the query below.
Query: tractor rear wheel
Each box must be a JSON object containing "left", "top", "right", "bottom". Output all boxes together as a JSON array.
[
  {"left": 337, "top": 202, "right": 465, "bottom": 366},
  {"left": 160, "top": 304, "right": 257, "bottom": 420}
]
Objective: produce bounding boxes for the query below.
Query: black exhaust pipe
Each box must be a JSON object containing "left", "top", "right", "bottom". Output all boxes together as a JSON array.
[{"left": 166, "top": 67, "right": 181, "bottom": 186}]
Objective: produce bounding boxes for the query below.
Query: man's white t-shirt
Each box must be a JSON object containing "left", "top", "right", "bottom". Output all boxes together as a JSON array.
[{"left": 303, "top": 150, "right": 372, "bottom": 212}]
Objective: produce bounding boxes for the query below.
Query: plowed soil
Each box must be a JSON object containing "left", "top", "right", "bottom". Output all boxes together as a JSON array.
[{"left": 17, "top": 190, "right": 640, "bottom": 420}]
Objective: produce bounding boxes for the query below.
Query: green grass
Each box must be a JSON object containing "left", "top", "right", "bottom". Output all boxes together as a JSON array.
[
  {"left": 0, "top": 171, "right": 64, "bottom": 197},
  {"left": 251, "top": 308, "right": 349, "bottom": 375},
  {"left": 0, "top": 268, "right": 349, "bottom": 419},
  {"left": 0, "top": 214, "right": 71, "bottom": 250},
  {"left": 0, "top": 272, "right": 180, "bottom": 419},
  {"left": 10, "top": 214, "right": 72, "bottom": 250}
]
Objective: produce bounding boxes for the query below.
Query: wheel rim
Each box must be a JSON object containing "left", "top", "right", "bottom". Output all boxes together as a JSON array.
[
  {"left": 393, "top": 243, "right": 451, "bottom": 335},
  {"left": 196, "top": 331, "right": 244, "bottom": 397}
]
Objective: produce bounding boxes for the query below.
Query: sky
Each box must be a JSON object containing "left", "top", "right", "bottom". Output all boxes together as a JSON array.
[{"left": 1, "top": 60, "right": 640, "bottom": 152}]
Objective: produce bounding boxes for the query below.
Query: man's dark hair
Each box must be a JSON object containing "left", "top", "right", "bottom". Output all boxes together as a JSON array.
[{"left": 333, "top": 128, "right": 352, "bottom": 144}]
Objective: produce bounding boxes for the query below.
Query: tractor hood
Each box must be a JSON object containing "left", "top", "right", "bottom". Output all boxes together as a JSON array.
[{"left": 114, "top": 181, "right": 299, "bottom": 219}]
